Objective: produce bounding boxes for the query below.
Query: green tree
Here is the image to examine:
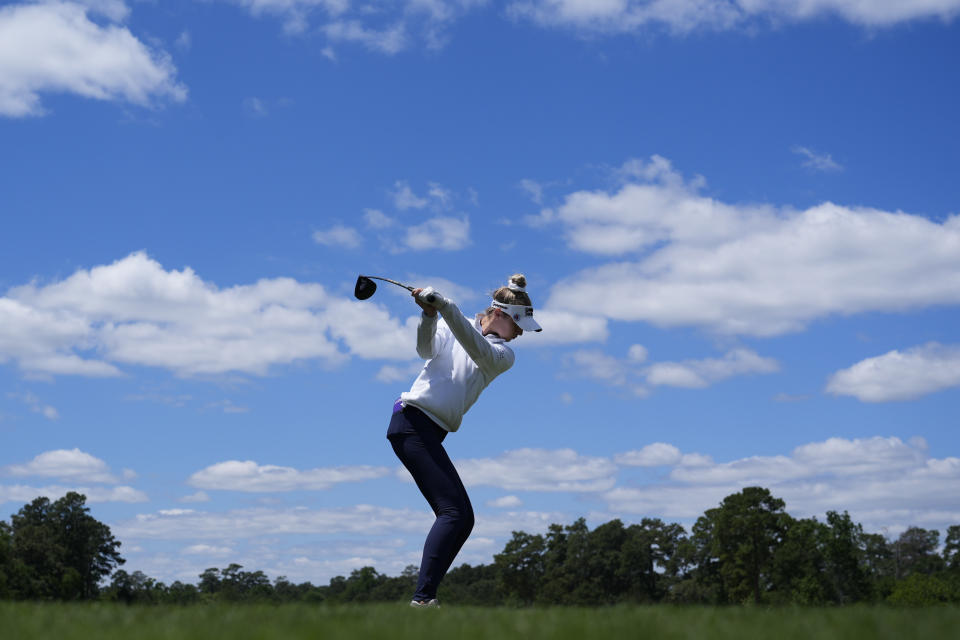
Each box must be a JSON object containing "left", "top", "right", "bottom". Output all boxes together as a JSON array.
[
  {"left": 165, "top": 580, "right": 200, "bottom": 604},
  {"left": 895, "top": 527, "right": 944, "bottom": 578},
  {"left": 555, "top": 518, "right": 602, "bottom": 604},
  {"left": 618, "top": 518, "right": 687, "bottom": 602},
  {"left": 369, "top": 565, "right": 418, "bottom": 603},
  {"left": 442, "top": 563, "right": 500, "bottom": 605},
  {"left": 822, "top": 511, "right": 872, "bottom": 603},
  {"left": 944, "top": 525, "right": 960, "bottom": 571},
  {"left": 9, "top": 492, "right": 124, "bottom": 600},
  {"left": 198, "top": 567, "right": 222, "bottom": 597},
  {"left": 105, "top": 570, "right": 163, "bottom": 604},
  {"left": 493, "top": 530, "right": 545, "bottom": 605},
  {"left": 219, "top": 563, "right": 273, "bottom": 601},
  {"left": 584, "top": 519, "right": 629, "bottom": 603},
  {"left": 538, "top": 523, "right": 572, "bottom": 604},
  {"left": 770, "top": 516, "right": 830, "bottom": 605},
  {"left": 272, "top": 575, "right": 318, "bottom": 602},
  {"left": 537, "top": 518, "right": 601, "bottom": 605},
  {"left": 888, "top": 573, "right": 958, "bottom": 606},
  {"left": 673, "top": 507, "right": 724, "bottom": 604},
  {"left": 196, "top": 564, "right": 274, "bottom": 602},
  {"left": 325, "top": 575, "right": 347, "bottom": 601},
  {"left": 860, "top": 531, "right": 895, "bottom": 599},
  {"left": 711, "top": 487, "right": 790, "bottom": 604},
  {"left": 0, "top": 521, "right": 13, "bottom": 598},
  {"left": 339, "top": 566, "right": 384, "bottom": 602}
]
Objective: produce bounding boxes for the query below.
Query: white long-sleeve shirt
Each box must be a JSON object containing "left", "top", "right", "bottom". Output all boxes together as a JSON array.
[{"left": 400, "top": 302, "right": 515, "bottom": 432}]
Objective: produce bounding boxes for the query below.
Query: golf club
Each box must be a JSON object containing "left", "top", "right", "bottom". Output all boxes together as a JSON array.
[{"left": 355, "top": 275, "right": 436, "bottom": 304}]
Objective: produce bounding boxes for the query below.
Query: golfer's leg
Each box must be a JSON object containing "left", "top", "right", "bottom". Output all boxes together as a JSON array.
[
  {"left": 431, "top": 473, "right": 474, "bottom": 581},
  {"left": 390, "top": 431, "right": 472, "bottom": 600},
  {"left": 417, "top": 439, "right": 473, "bottom": 596}
]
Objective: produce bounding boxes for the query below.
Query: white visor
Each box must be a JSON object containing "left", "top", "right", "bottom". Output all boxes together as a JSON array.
[{"left": 491, "top": 300, "right": 542, "bottom": 332}]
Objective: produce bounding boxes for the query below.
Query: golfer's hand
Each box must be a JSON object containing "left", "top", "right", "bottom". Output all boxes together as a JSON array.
[{"left": 412, "top": 288, "right": 438, "bottom": 316}]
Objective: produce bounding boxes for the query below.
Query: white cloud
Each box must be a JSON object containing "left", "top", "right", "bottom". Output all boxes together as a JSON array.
[
  {"left": 9, "top": 391, "right": 59, "bottom": 420},
  {"left": 543, "top": 156, "right": 960, "bottom": 337},
  {"left": 645, "top": 348, "right": 779, "bottom": 388},
  {"left": 242, "top": 96, "right": 268, "bottom": 117},
  {"left": 392, "top": 181, "right": 429, "bottom": 210},
  {"left": 110, "top": 503, "right": 566, "bottom": 584},
  {"left": 668, "top": 453, "right": 807, "bottom": 484},
  {"left": 525, "top": 310, "right": 608, "bottom": 345},
  {"left": 74, "top": 1, "right": 130, "bottom": 21},
  {"left": 519, "top": 179, "right": 544, "bottom": 204},
  {"left": 403, "top": 215, "right": 470, "bottom": 251},
  {"left": 114, "top": 504, "right": 435, "bottom": 540},
  {"left": 391, "top": 180, "right": 463, "bottom": 214},
  {"left": 792, "top": 145, "right": 843, "bottom": 172},
  {"left": 826, "top": 343, "right": 960, "bottom": 402},
  {"left": 40, "top": 406, "right": 60, "bottom": 419},
  {"left": 507, "top": 0, "right": 960, "bottom": 34},
  {"left": 402, "top": 275, "right": 478, "bottom": 304},
  {"left": 427, "top": 183, "right": 453, "bottom": 209},
  {"left": 324, "top": 298, "right": 421, "bottom": 360},
  {"left": 361, "top": 181, "right": 475, "bottom": 252},
  {"left": 1, "top": 252, "right": 422, "bottom": 377},
  {"left": 604, "top": 484, "right": 734, "bottom": 519},
  {"left": 455, "top": 448, "right": 617, "bottom": 492},
  {"left": 792, "top": 436, "right": 929, "bottom": 475},
  {"left": 228, "top": 0, "right": 351, "bottom": 21},
  {"left": 627, "top": 344, "right": 648, "bottom": 363},
  {"left": 0, "top": 1, "right": 186, "bottom": 117},
  {"left": 363, "top": 208, "right": 396, "bottom": 229},
  {"left": 182, "top": 544, "right": 233, "bottom": 556},
  {"left": 179, "top": 491, "right": 210, "bottom": 503},
  {"left": 222, "top": 0, "right": 486, "bottom": 53},
  {"left": 0, "top": 295, "right": 124, "bottom": 377},
  {"left": 487, "top": 495, "right": 523, "bottom": 508},
  {"left": 175, "top": 30, "right": 192, "bottom": 51},
  {"left": 116, "top": 504, "right": 564, "bottom": 551},
  {"left": 604, "top": 436, "right": 960, "bottom": 535},
  {"left": 0, "top": 483, "right": 148, "bottom": 504},
  {"left": 323, "top": 19, "right": 408, "bottom": 54},
  {"left": 5, "top": 448, "right": 121, "bottom": 483},
  {"left": 564, "top": 345, "right": 777, "bottom": 393},
  {"left": 188, "top": 460, "right": 391, "bottom": 492},
  {"left": 615, "top": 442, "right": 682, "bottom": 467},
  {"left": 375, "top": 361, "right": 424, "bottom": 383},
  {"left": 312, "top": 224, "right": 363, "bottom": 248},
  {"left": 109, "top": 435, "right": 960, "bottom": 585},
  {"left": 566, "top": 350, "right": 630, "bottom": 387}
]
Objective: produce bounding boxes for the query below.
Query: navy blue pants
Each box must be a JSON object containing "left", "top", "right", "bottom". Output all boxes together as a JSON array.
[{"left": 387, "top": 404, "right": 474, "bottom": 601}]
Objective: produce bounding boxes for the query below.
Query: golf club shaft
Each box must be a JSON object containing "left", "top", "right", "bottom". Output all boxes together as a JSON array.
[
  {"left": 363, "top": 275, "right": 414, "bottom": 292},
  {"left": 362, "top": 275, "right": 436, "bottom": 303}
]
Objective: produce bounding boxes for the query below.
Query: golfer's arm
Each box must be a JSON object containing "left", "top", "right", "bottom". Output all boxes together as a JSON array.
[
  {"left": 439, "top": 303, "right": 512, "bottom": 375},
  {"left": 416, "top": 311, "right": 439, "bottom": 359}
]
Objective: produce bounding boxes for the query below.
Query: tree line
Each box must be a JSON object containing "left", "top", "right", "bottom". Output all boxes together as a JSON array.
[{"left": 2, "top": 488, "right": 959, "bottom": 606}]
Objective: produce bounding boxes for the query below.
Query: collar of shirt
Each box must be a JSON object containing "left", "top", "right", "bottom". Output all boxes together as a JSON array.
[{"left": 473, "top": 314, "right": 505, "bottom": 344}]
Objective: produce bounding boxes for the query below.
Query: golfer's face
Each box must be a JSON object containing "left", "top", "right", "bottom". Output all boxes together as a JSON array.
[{"left": 495, "top": 311, "right": 523, "bottom": 341}]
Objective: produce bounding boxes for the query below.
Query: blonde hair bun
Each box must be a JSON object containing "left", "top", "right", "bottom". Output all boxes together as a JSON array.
[{"left": 509, "top": 274, "right": 527, "bottom": 289}]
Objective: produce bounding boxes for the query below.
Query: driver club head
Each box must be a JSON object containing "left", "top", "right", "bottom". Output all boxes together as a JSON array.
[{"left": 354, "top": 275, "right": 377, "bottom": 300}]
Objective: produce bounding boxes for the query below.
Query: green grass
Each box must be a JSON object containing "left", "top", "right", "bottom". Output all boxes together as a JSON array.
[{"left": 2, "top": 602, "right": 959, "bottom": 640}]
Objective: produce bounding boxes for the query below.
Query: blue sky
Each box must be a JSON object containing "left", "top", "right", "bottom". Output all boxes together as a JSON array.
[{"left": 1, "top": 0, "right": 959, "bottom": 585}]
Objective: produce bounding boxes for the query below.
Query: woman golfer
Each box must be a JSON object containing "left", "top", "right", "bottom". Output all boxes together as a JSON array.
[{"left": 387, "top": 274, "right": 541, "bottom": 608}]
